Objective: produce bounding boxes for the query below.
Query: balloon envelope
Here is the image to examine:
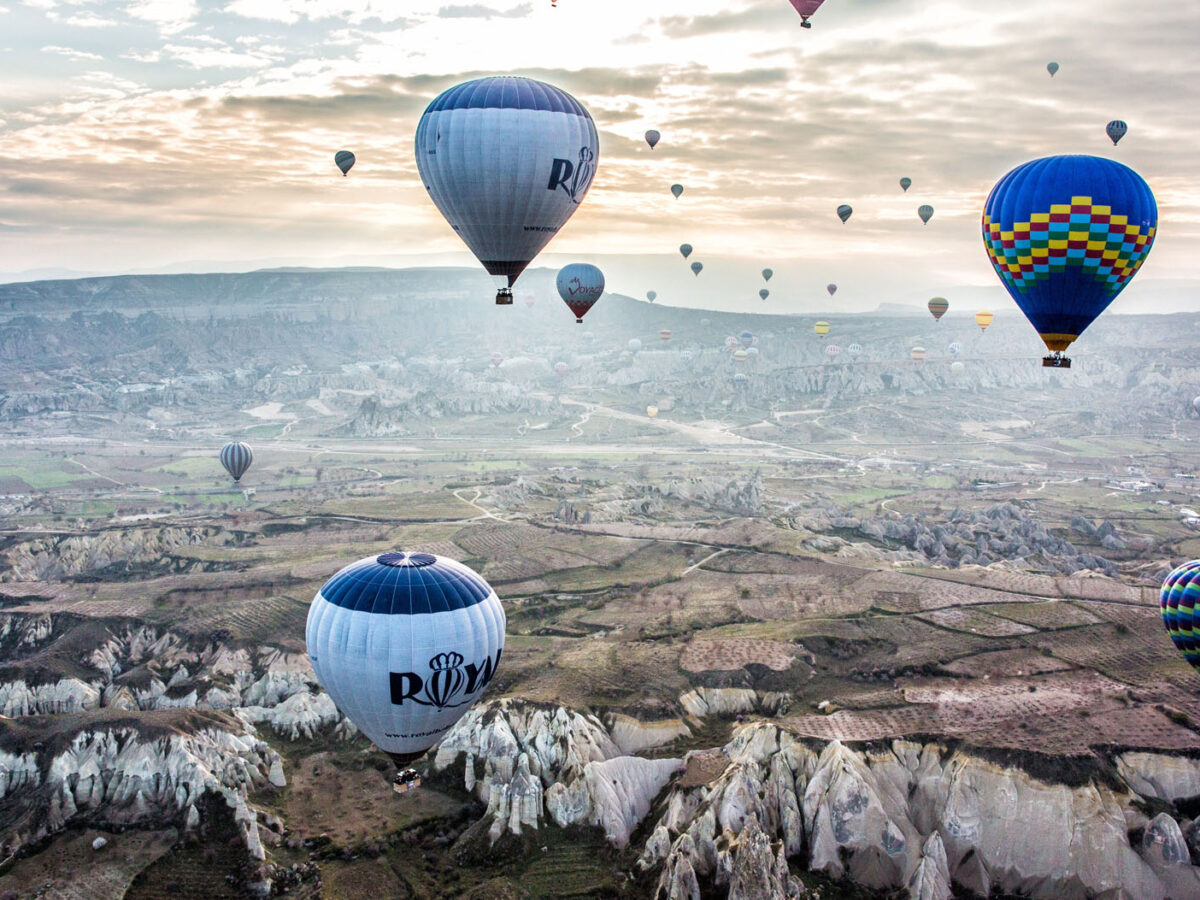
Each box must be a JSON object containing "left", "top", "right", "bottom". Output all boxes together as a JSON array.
[
  {"left": 950, "top": 361, "right": 965, "bottom": 375},
  {"left": 899, "top": 177, "right": 912, "bottom": 192},
  {"left": 1194, "top": 396, "right": 1200, "bottom": 415},
  {"left": 671, "top": 184, "right": 684, "bottom": 198},
  {"left": 1160, "top": 560, "right": 1200, "bottom": 672},
  {"left": 847, "top": 343, "right": 862, "bottom": 357},
  {"left": 691, "top": 262, "right": 703, "bottom": 276},
  {"left": 556, "top": 262, "right": 604, "bottom": 322},
  {"left": 982, "top": 155, "right": 1156, "bottom": 353},
  {"left": 814, "top": 321, "right": 830, "bottom": 337},
  {"left": 306, "top": 552, "right": 505, "bottom": 766},
  {"left": 911, "top": 346, "right": 926, "bottom": 361},
  {"left": 762, "top": 268, "right": 773, "bottom": 282},
  {"left": 740, "top": 331, "right": 754, "bottom": 347},
  {"left": 759, "top": 289, "right": 769, "bottom": 300},
  {"left": 659, "top": 329, "right": 672, "bottom": 343},
  {"left": 679, "top": 244, "right": 693, "bottom": 259},
  {"left": 1047, "top": 62, "right": 1059, "bottom": 77},
  {"left": 733, "top": 372, "right": 748, "bottom": 384},
  {"left": 837, "top": 204, "right": 852, "bottom": 223},
  {"left": 789, "top": 0, "right": 825, "bottom": 20},
  {"left": 918, "top": 205, "right": 934, "bottom": 225},
  {"left": 826, "top": 283, "right": 837, "bottom": 296},
  {"left": 825, "top": 344, "right": 841, "bottom": 361},
  {"left": 628, "top": 338, "right": 642, "bottom": 352},
  {"left": 646, "top": 290, "right": 657, "bottom": 302},
  {"left": 1106, "top": 120, "right": 1128, "bottom": 145},
  {"left": 554, "top": 361, "right": 568, "bottom": 376},
  {"left": 334, "top": 150, "right": 355, "bottom": 176},
  {"left": 733, "top": 349, "right": 749, "bottom": 362},
  {"left": 645, "top": 129, "right": 660, "bottom": 149},
  {"left": 975, "top": 311, "right": 994, "bottom": 331},
  {"left": 928, "top": 297, "right": 949, "bottom": 320},
  {"left": 646, "top": 406, "right": 658, "bottom": 418},
  {"left": 220, "top": 442, "right": 253, "bottom": 483},
  {"left": 489, "top": 352, "right": 504, "bottom": 367},
  {"left": 415, "top": 77, "right": 598, "bottom": 290},
  {"left": 948, "top": 342, "right": 961, "bottom": 356}
]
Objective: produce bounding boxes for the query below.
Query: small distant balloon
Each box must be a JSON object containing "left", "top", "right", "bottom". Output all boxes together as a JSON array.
[
  {"left": 671, "top": 184, "right": 684, "bottom": 199},
  {"left": 746, "top": 346, "right": 759, "bottom": 358},
  {"left": 911, "top": 346, "right": 926, "bottom": 361},
  {"left": 628, "top": 338, "right": 642, "bottom": 353},
  {"left": 659, "top": 329, "right": 672, "bottom": 344},
  {"left": 679, "top": 244, "right": 693, "bottom": 259},
  {"left": 762, "top": 268, "right": 773, "bottom": 282},
  {"left": 691, "top": 261, "right": 703, "bottom": 276},
  {"left": 680, "top": 349, "right": 694, "bottom": 361},
  {"left": 645, "top": 130, "right": 660, "bottom": 149},
  {"left": 948, "top": 342, "right": 961, "bottom": 356},
  {"left": 918, "top": 205, "right": 934, "bottom": 225},
  {"left": 1106, "top": 120, "right": 1128, "bottom": 146},
  {"left": 826, "top": 284, "right": 837, "bottom": 297},
  {"left": 951, "top": 361, "right": 965, "bottom": 375},
  {"left": 554, "top": 361, "right": 568, "bottom": 377},
  {"left": 334, "top": 150, "right": 355, "bottom": 176},
  {"left": 647, "top": 290, "right": 657, "bottom": 302},
  {"left": 928, "top": 297, "right": 949, "bottom": 321},
  {"left": 646, "top": 405, "right": 659, "bottom": 418},
  {"left": 899, "top": 177, "right": 912, "bottom": 192},
  {"left": 847, "top": 343, "right": 863, "bottom": 358},
  {"left": 489, "top": 351, "right": 504, "bottom": 367},
  {"left": 725, "top": 336, "right": 739, "bottom": 351},
  {"left": 733, "top": 372, "right": 748, "bottom": 384},
  {"left": 759, "top": 289, "right": 769, "bottom": 301},
  {"left": 1047, "top": 62, "right": 1059, "bottom": 77},
  {"left": 733, "top": 349, "right": 749, "bottom": 363},
  {"left": 975, "top": 311, "right": 994, "bottom": 332},
  {"left": 556, "top": 262, "right": 604, "bottom": 323},
  {"left": 837, "top": 204, "right": 853, "bottom": 224},
  {"left": 814, "top": 321, "right": 830, "bottom": 337},
  {"left": 825, "top": 344, "right": 841, "bottom": 362},
  {"left": 739, "top": 331, "right": 754, "bottom": 348},
  {"left": 220, "top": 442, "right": 253, "bottom": 483}
]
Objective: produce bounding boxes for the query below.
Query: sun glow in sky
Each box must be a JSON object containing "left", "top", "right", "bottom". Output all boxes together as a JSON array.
[{"left": 1, "top": 0, "right": 1197, "bottom": 312}]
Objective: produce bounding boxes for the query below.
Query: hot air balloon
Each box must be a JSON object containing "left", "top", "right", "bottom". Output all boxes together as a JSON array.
[
  {"left": 645, "top": 130, "right": 660, "bottom": 149},
  {"left": 825, "top": 344, "right": 841, "bottom": 362},
  {"left": 948, "top": 342, "right": 962, "bottom": 356},
  {"left": 733, "top": 349, "right": 749, "bottom": 363},
  {"left": 911, "top": 346, "right": 926, "bottom": 361},
  {"left": 918, "top": 205, "right": 934, "bottom": 225},
  {"left": 975, "top": 311, "right": 994, "bottom": 332},
  {"left": 826, "top": 284, "right": 837, "bottom": 296},
  {"left": 305, "top": 552, "right": 505, "bottom": 779},
  {"left": 556, "top": 263, "right": 604, "bottom": 323},
  {"left": 647, "top": 290, "right": 657, "bottom": 302},
  {"left": 759, "top": 289, "right": 769, "bottom": 301},
  {"left": 928, "top": 297, "right": 949, "bottom": 321},
  {"left": 746, "top": 346, "right": 759, "bottom": 358},
  {"left": 1106, "top": 120, "right": 1128, "bottom": 146},
  {"left": 691, "top": 262, "right": 703, "bottom": 276},
  {"left": 1047, "top": 62, "right": 1059, "bottom": 77},
  {"left": 740, "top": 331, "right": 754, "bottom": 348},
  {"left": 725, "top": 336, "right": 739, "bottom": 351},
  {"left": 837, "top": 204, "right": 852, "bottom": 224},
  {"left": 1160, "top": 560, "right": 1200, "bottom": 672},
  {"left": 762, "top": 268, "right": 773, "bottom": 282},
  {"left": 671, "top": 184, "right": 684, "bottom": 199},
  {"left": 489, "top": 351, "right": 504, "bottom": 367},
  {"left": 659, "top": 329, "right": 672, "bottom": 344},
  {"left": 628, "top": 338, "right": 642, "bottom": 353},
  {"left": 334, "top": 150, "right": 355, "bottom": 176},
  {"left": 554, "top": 361, "right": 569, "bottom": 377},
  {"left": 900, "top": 177, "right": 912, "bottom": 192},
  {"left": 982, "top": 155, "right": 1156, "bottom": 366},
  {"left": 847, "top": 343, "right": 863, "bottom": 358},
  {"left": 950, "top": 361, "right": 965, "bottom": 375},
  {"left": 680, "top": 349, "right": 694, "bottom": 362},
  {"left": 789, "top": 0, "right": 825, "bottom": 27},
  {"left": 415, "top": 76, "right": 599, "bottom": 305},
  {"left": 646, "top": 405, "right": 659, "bottom": 418},
  {"left": 1194, "top": 396, "right": 1200, "bottom": 416},
  {"left": 814, "top": 321, "right": 830, "bottom": 338},
  {"left": 219, "top": 442, "right": 253, "bottom": 483},
  {"left": 733, "top": 372, "right": 748, "bottom": 384},
  {"left": 679, "top": 244, "right": 693, "bottom": 259}
]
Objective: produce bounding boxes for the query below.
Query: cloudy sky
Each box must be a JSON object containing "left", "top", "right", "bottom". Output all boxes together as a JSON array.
[{"left": 1, "top": 0, "right": 1197, "bottom": 312}]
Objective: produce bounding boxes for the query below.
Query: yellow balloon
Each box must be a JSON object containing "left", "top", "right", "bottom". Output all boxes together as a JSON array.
[
  {"left": 646, "top": 406, "right": 659, "bottom": 418},
  {"left": 975, "top": 310, "right": 994, "bottom": 332},
  {"left": 814, "top": 321, "right": 830, "bottom": 337}
]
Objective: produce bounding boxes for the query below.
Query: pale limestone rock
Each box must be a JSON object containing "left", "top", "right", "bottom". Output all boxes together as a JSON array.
[
  {"left": 234, "top": 690, "right": 340, "bottom": 740},
  {"left": 267, "top": 758, "right": 286, "bottom": 788},
  {"left": 678, "top": 687, "right": 757, "bottom": 717},
  {"left": 0, "top": 677, "right": 101, "bottom": 716},
  {"left": 608, "top": 714, "right": 690, "bottom": 755},
  {"left": 0, "top": 749, "right": 41, "bottom": 800},
  {"left": 546, "top": 756, "right": 681, "bottom": 848},
  {"left": 656, "top": 834, "right": 702, "bottom": 900},
  {"left": 1118, "top": 752, "right": 1200, "bottom": 803},
  {"left": 907, "top": 832, "right": 952, "bottom": 900}
]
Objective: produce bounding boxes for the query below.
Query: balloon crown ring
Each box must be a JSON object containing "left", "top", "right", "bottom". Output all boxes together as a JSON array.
[{"left": 377, "top": 552, "right": 437, "bottom": 568}]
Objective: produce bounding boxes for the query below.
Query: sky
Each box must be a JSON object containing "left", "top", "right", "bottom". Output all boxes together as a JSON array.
[{"left": 0, "top": 0, "right": 1198, "bottom": 313}]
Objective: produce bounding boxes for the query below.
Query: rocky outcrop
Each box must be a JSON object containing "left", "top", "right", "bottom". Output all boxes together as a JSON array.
[
  {"left": 608, "top": 714, "right": 691, "bottom": 755},
  {"left": 2, "top": 526, "right": 231, "bottom": 581},
  {"left": 641, "top": 723, "right": 1200, "bottom": 900},
  {"left": 1, "top": 723, "right": 282, "bottom": 862},
  {"left": 546, "top": 756, "right": 682, "bottom": 847},
  {"left": 0, "top": 677, "right": 101, "bottom": 717}
]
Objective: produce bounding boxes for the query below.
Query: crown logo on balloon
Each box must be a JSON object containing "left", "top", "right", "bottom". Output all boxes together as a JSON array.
[{"left": 430, "top": 652, "right": 464, "bottom": 672}]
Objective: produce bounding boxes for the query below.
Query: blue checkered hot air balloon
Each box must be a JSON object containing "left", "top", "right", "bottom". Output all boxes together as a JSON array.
[{"left": 982, "top": 155, "right": 1156, "bottom": 367}]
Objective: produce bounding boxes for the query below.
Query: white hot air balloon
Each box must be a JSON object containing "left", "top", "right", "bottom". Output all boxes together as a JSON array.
[
  {"left": 306, "top": 552, "right": 505, "bottom": 780},
  {"left": 415, "top": 77, "right": 599, "bottom": 305}
]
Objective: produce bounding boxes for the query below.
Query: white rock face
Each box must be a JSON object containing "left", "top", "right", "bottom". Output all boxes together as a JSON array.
[
  {"left": 608, "top": 714, "right": 691, "bottom": 755},
  {"left": 1118, "top": 752, "right": 1200, "bottom": 803},
  {"left": 678, "top": 687, "right": 757, "bottom": 717},
  {"left": 642, "top": 722, "right": 1200, "bottom": 900},
  {"left": 2, "top": 724, "right": 281, "bottom": 862},
  {"left": 0, "top": 677, "right": 101, "bottom": 716},
  {"left": 546, "top": 756, "right": 682, "bottom": 848}
]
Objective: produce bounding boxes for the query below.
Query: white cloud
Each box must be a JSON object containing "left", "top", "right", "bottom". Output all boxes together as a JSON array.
[
  {"left": 42, "top": 44, "right": 104, "bottom": 60},
  {"left": 161, "top": 41, "right": 277, "bottom": 69},
  {"left": 125, "top": 0, "right": 196, "bottom": 34},
  {"left": 57, "top": 11, "right": 119, "bottom": 26}
]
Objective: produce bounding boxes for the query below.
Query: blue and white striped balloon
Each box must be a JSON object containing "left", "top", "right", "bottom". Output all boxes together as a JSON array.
[
  {"left": 415, "top": 77, "right": 599, "bottom": 300},
  {"left": 219, "top": 441, "right": 253, "bottom": 483},
  {"left": 305, "top": 552, "right": 505, "bottom": 767}
]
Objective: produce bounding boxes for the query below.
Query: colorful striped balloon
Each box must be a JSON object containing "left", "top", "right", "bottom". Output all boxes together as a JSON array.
[
  {"left": 1161, "top": 560, "right": 1200, "bottom": 672},
  {"left": 928, "top": 297, "right": 949, "bottom": 321},
  {"left": 911, "top": 346, "right": 926, "bottom": 361}
]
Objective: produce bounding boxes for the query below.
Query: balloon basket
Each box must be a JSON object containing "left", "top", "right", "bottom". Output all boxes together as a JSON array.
[
  {"left": 1042, "top": 356, "right": 1071, "bottom": 369},
  {"left": 393, "top": 769, "right": 422, "bottom": 794},
  {"left": 495, "top": 289, "right": 513, "bottom": 305}
]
